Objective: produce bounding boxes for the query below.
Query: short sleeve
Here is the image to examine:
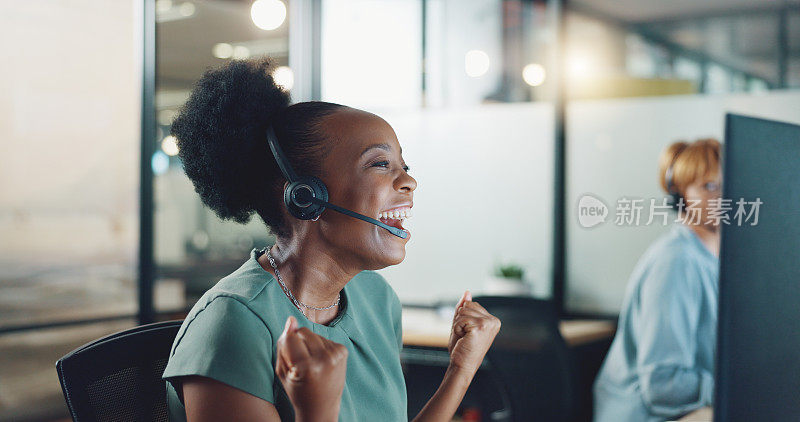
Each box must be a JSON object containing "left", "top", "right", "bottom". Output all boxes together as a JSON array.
[{"left": 162, "top": 296, "right": 275, "bottom": 403}]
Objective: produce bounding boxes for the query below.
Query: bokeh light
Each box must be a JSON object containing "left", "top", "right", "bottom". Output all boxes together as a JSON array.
[
  {"left": 161, "top": 135, "right": 179, "bottom": 156},
  {"left": 272, "top": 66, "right": 294, "bottom": 90},
  {"left": 250, "top": 0, "right": 286, "bottom": 31},
  {"left": 465, "top": 50, "right": 490, "bottom": 78},
  {"left": 522, "top": 63, "right": 546, "bottom": 86}
]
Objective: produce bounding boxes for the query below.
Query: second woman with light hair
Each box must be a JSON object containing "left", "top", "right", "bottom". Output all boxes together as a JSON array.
[{"left": 593, "top": 138, "right": 722, "bottom": 422}]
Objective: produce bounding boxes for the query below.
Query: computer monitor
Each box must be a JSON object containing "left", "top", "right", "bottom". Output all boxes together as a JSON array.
[{"left": 715, "top": 114, "right": 800, "bottom": 421}]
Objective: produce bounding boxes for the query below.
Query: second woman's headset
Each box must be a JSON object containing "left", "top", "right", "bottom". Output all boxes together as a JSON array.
[
  {"left": 664, "top": 152, "right": 684, "bottom": 212},
  {"left": 266, "top": 126, "right": 408, "bottom": 239}
]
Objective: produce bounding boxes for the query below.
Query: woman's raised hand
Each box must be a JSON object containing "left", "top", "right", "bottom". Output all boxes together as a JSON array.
[
  {"left": 447, "top": 290, "right": 501, "bottom": 374},
  {"left": 275, "top": 316, "right": 348, "bottom": 422}
]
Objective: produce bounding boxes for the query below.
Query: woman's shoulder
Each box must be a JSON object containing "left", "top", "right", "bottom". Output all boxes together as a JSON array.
[
  {"left": 639, "top": 225, "right": 701, "bottom": 267},
  {"left": 205, "top": 250, "right": 275, "bottom": 303},
  {"left": 176, "top": 252, "right": 280, "bottom": 341},
  {"left": 628, "top": 227, "right": 709, "bottom": 298},
  {"left": 164, "top": 260, "right": 278, "bottom": 383}
]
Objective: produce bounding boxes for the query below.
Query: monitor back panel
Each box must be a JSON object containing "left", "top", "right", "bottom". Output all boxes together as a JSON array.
[{"left": 716, "top": 114, "right": 800, "bottom": 421}]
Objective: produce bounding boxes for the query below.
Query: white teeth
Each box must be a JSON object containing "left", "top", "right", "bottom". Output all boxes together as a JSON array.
[{"left": 378, "top": 207, "right": 412, "bottom": 220}]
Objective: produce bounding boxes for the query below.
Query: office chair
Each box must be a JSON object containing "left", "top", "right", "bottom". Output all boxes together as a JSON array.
[
  {"left": 472, "top": 296, "right": 578, "bottom": 422},
  {"left": 55, "top": 320, "right": 183, "bottom": 422}
]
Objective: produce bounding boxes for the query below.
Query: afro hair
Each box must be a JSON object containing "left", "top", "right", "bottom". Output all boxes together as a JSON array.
[{"left": 171, "top": 57, "right": 344, "bottom": 238}]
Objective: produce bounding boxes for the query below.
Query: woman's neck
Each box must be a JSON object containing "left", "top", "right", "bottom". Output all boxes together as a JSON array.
[
  {"left": 685, "top": 222, "right": 721, "bottom": 258},
  {"left": 258, "top": 237, "right": 360, "bottom": 325}
]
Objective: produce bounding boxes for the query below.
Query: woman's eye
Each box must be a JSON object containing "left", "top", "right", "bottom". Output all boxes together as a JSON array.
[{"left": 371, "top": 160, "right": 410, "bottom": 172}]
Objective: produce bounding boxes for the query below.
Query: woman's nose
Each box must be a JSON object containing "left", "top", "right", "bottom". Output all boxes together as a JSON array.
[{"left": 395, "top": 171, "right": 417, "bottom": 193}]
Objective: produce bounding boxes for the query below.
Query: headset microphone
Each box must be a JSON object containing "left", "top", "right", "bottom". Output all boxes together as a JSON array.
[{"left": 266, "top": 126, "right": 408, "bottom": 239}]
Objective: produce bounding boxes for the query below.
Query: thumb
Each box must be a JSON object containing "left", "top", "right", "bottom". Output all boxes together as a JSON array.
[
  {"left": 276, "top": 317, "right": 296, "bottom": 380},
  {"left": 455, "top": 290, "right": 468, "bottom": 313},
  {"left": 281, "top": 316, "right": 297, "bottom": 339}
]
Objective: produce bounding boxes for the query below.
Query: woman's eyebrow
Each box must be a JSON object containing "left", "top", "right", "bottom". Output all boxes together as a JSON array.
[{"left": 360, "top": 143, "right": 391, "bottom": 157}]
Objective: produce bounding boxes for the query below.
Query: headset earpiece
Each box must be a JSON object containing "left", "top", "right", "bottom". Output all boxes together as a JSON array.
[
  {"left": 668, "top": 191, "right": 683, "bottom": 212},
  {"left": 284, "top": 176, "right": 329, "bottom": 220},
  {"left": 665, "top": 161, "right": 684, "bottom": 212}
]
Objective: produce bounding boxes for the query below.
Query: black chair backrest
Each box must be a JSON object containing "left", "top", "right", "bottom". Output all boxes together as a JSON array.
[
  {"left": 55, "top": 320, "right": 183, "bottom": 422},
  {"left": 473, "top": 296, "right": 577, "bottom": 422}
]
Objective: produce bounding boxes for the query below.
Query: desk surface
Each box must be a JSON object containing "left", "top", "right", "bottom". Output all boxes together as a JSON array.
[
  {"left": 677, "top": 407, "right": 712, "bottom": 421},
  {"left": 401, "top": 307, "right": 616, "bottom": 348}
]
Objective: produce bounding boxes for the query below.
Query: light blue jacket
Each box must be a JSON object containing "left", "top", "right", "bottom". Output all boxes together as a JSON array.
[{"left": 593, "top": 224, "right": 719, "bottom": 422}]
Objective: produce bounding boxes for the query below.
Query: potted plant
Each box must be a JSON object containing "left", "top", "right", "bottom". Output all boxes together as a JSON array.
[{"left": 484, "top": 263, "right": 533, "bottom": 296}]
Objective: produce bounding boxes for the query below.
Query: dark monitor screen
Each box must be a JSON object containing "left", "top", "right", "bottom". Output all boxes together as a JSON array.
[{"left": 715, "top": 114, "right": 800, "bottom": 421}]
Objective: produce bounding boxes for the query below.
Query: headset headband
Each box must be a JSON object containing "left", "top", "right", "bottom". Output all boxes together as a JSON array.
[{"left": 266, "top": 126, "right": 298, "bottom": 183}]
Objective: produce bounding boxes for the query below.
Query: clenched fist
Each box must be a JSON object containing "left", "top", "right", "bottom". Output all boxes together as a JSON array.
[
  {"left": 448, "top": 290, "right": 502, "bottom": 374},
  {"left": 275, "top": 316, "right": 348, "bottom": 422}
]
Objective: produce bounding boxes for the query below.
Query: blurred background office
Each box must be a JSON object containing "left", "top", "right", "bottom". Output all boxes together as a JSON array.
[{"left": 1, "top": 0, "right": 799, "bottom": 420}]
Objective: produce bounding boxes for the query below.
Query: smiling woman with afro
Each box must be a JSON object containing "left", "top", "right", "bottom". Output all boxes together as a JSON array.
[{"left": 162, "top": 56, "right": 501, "bottom": 422}]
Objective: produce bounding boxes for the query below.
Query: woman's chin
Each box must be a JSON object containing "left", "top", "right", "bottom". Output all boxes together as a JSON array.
[
  {"left": 386, "top": 252, "right": 406, "bottom": 266},
  {"left": 353, "top": 227, "right": 410, "bottom": 269},
  {"left": 367, "top": 244, "right": 406, "bottom": 269},
  {"left": 379, "top": 245, "right": 406, "bottom": 266}
]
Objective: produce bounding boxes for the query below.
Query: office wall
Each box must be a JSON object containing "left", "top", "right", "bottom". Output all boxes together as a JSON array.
[
  {"left": 0, "top": 0, "right": 140, "bottom": 418},
  {"left": 378, "top": 103, "right": 554, "bottom": 303},
  {"left": 566, "top": 90, "right": 800, "bottom": 314},
  {"left": 0, "top": 1, "right": 140, "bottom": 325}
]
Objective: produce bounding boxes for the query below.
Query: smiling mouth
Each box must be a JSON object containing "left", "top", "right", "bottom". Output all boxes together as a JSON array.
[{"left": 377, "top": 207, "right": 412, "bottom": 234}]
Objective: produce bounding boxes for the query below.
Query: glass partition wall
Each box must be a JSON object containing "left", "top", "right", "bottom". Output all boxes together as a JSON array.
[{"left": 153, "top": 0, "right": 290, "bottom": 309}]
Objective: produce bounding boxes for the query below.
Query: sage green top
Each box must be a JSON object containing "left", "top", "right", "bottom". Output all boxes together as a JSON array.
[{"left": 162, "top": 247, "right": 408, "bottom": 421}]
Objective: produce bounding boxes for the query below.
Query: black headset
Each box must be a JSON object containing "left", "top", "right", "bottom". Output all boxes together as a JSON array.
[
  {"left": 664, "top": 155, "right": 684, "bottom": 212},
  {"left": 266, "top": 126, "right": 408, "bottom": 239}
]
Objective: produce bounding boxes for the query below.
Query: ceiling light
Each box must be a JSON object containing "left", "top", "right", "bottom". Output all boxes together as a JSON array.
[{"left": 251, "top": 0, "right": 286, "bottom": 31}]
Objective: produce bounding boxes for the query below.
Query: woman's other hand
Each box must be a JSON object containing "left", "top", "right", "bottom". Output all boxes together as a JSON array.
[
  {"left": 275, "top": 316, "right": 348, "bottom": 422},
  {"left": 447, "top": 290, "right": 501, "bottom": 374}
]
